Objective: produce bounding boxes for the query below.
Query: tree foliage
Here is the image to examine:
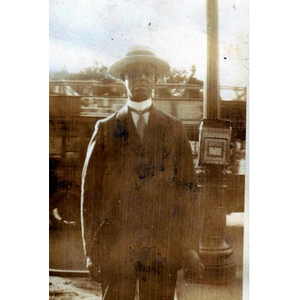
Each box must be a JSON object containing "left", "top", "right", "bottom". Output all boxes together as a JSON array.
[
  {"left": 50, "top": 63, "right": 203, "bottom": 98},
  {"left": 163, "top": 68, "right": 188, "bottom": 84},
  {"left": 70, "top": 61, "right": 109, "bottom": 80},
  {"left": 157, "top": 67, "right": 203, "bottom": 98},
  {"left": 50, "top": 61, "right": 110, "bottom": 81}
]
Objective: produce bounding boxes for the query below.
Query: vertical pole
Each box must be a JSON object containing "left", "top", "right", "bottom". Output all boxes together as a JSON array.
[
  {"left": 204, "top": 0, "right": 219, "bottom": 120},
  {"left": 190, "top": 0, "right": 236, "bottom": 284}
]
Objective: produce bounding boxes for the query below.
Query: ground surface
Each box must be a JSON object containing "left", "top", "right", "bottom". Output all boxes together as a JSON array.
[{"left": 49, "top": 213, "right": 246, "bottom": 299}]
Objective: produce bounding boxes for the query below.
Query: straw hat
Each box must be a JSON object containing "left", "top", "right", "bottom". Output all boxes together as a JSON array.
[{"left": 109, "top": 45, "right": 170, "bottom": 79}]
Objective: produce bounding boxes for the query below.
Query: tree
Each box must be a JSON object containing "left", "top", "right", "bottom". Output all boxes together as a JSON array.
[
  {"left": 164, "top": 68, "right": 188, "bottom": 84},
  {"left": 157, "top": 67, "right": 203, "bottom": 99},
  {"left": 50, "top": 61, "right": 110, "bottom": 81},
  {"left": 69, "top": 61, "right": 109, "bottom": 81},
  {"left": 49, "top": 68, "right": 70, "bottom": 80}
]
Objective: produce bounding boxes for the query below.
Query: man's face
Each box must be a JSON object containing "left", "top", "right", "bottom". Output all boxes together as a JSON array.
[{"left": 124, "top": 62, "right": 157, "bottom": 102}]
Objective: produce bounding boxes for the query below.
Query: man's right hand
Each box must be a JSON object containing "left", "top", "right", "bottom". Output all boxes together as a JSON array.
[
  {"left": 86, "top": 257, "right": 93, "bottom": 270},
  {"left": 183, "top": 249, "right": 204, "bottom": 281}
]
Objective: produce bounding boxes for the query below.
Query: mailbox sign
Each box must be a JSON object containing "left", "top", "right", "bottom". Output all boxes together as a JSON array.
[{"left": 199, "top": 120, "right": 232, "bottom": 166}]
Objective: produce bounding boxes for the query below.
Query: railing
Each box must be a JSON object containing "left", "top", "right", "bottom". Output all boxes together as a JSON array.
[
  {"left": 49, "top": 80, "right": 247, "bottom": 141},
  {"left": 49, "top": 80, "right": 246, "bottom": 101}
]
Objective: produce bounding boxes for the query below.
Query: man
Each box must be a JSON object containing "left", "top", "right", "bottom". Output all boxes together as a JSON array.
[{"left": 81, "top": 45, "right": 200, "bottom": 299}]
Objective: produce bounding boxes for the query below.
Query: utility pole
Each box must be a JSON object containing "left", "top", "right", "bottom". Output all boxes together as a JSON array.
[
  {"left": 204, "top": 0, "right": 219, "bottom": 120},
  {"left": 194, "top": 0, "right": 236, "bottom": 284}
]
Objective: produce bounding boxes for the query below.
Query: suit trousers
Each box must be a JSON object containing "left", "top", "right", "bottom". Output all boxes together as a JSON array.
[{"left": 91, "top": 244, "right": 178, "bottom": 300}]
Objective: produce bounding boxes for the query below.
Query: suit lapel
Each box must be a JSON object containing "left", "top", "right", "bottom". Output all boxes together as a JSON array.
[
  {"left": 143, "top": 106, "right": 164, "bottom": 144},
  {"left": 116, "top": 105, "right": 143, "bottom": 148},
  {"left": 115, "top": 105, "right": 166, "bottom": 151}
]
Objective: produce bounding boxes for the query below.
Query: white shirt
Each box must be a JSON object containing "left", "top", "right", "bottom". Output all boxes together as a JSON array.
[{"left": 126, "top": 98, "right": 152, "bottom": 127}]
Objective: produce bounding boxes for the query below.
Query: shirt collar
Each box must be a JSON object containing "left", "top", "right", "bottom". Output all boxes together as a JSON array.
[{"left": 126, "top": 98, "right": 152, "bottom": 111}]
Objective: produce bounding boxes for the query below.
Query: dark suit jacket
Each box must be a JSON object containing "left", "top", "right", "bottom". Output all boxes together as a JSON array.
[{"left": 81, "top": 105, "right": 199, "bottom": 270}]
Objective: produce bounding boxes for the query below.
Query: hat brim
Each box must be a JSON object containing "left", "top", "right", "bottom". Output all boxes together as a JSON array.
[{"left": 109, "top": 55, "right": 170, "bottom": 79}]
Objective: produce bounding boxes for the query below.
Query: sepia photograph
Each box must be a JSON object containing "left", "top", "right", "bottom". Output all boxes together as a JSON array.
[
  {"left": 49, "top": 0, "right": 248, "bottom": 299},
  {"left": 4, "top": 1, "right": 300, "bottom": 299}
]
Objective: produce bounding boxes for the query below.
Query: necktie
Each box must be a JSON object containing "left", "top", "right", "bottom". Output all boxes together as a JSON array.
[{"left": 128, "top": 105, "right": 152, "bottom": 141}]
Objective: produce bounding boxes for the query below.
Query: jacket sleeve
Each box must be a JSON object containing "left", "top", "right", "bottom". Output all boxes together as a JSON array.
[
  {"left": 81, "top": 120, "right": 106, "bottom": 257},
  {"left": 173, "top": 120, "right": 201, "bottom": 255}
]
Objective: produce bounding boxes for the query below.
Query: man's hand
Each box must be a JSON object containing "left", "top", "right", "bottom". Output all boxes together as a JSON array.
[
  {"left": 183, "top": 249, "right": 204, "bottom": 281},
  {"left": 86, "top": 257, "right": 93, "bottom": 270}
]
